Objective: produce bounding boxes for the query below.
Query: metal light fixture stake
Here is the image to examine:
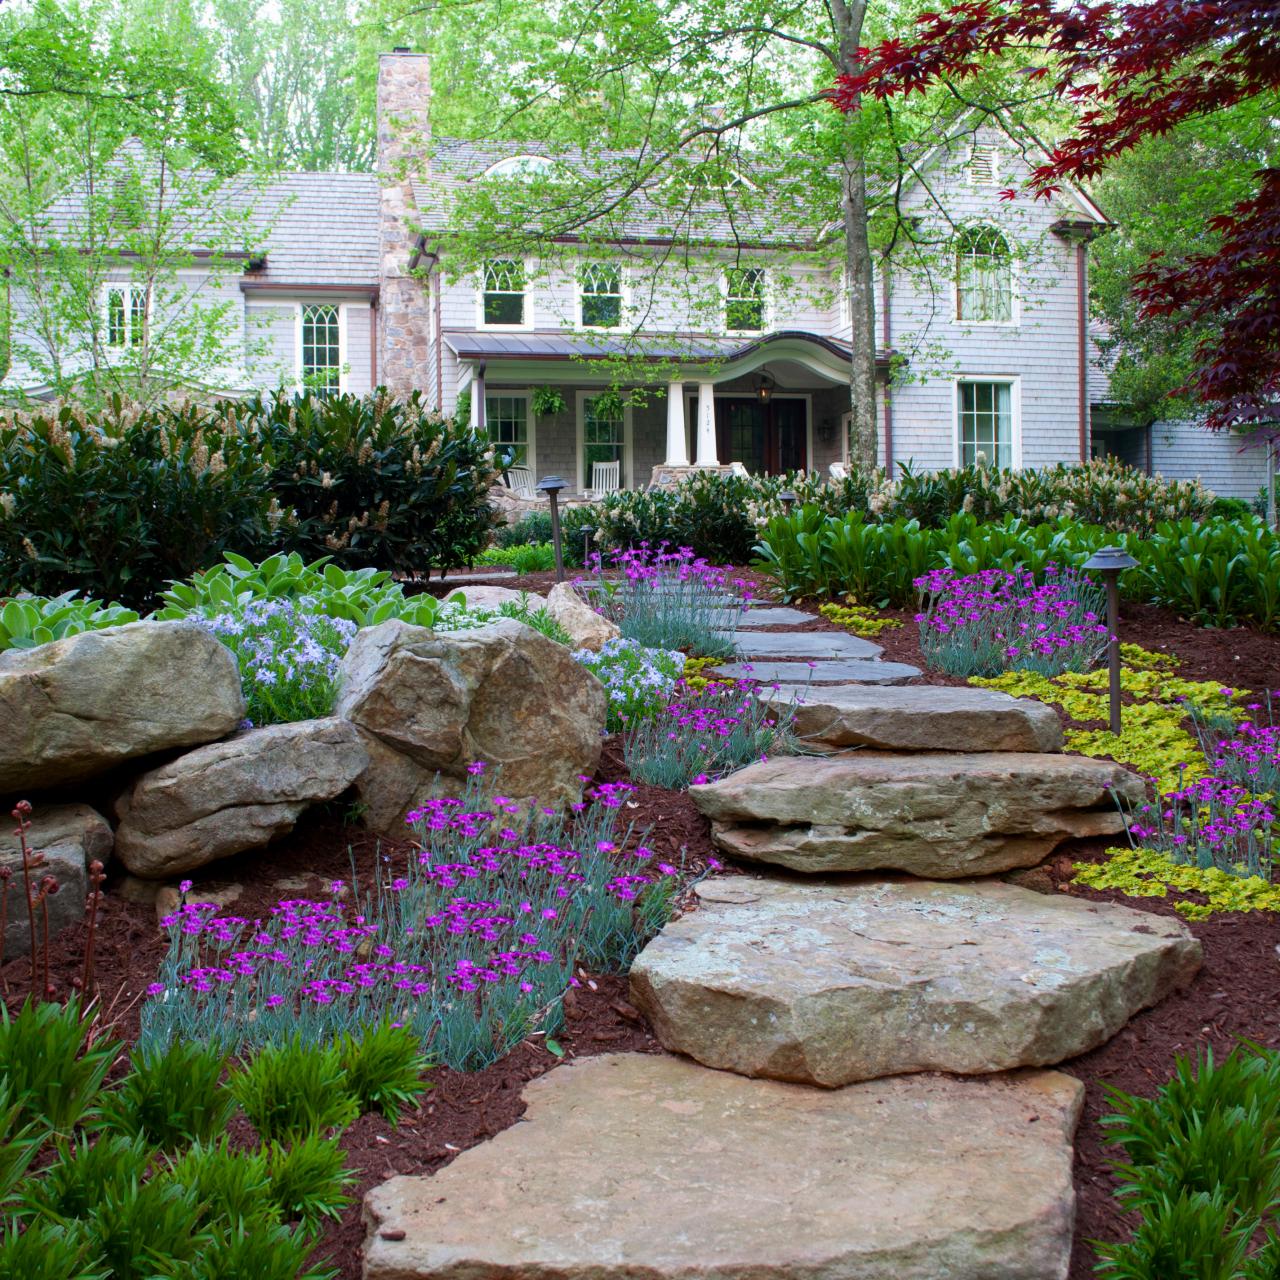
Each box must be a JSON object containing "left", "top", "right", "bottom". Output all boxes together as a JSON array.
[
  {"left": 537, "top": 475, "right": 568, "bottom": 582},
  {"left": 1083, "top": 546, "right": 1139, "bottom": 736},
  {"left": 778, "top": 489, "right": 797, "bottom": 518}
]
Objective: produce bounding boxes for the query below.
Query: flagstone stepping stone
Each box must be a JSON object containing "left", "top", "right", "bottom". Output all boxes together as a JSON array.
[
  {"left": 364, "top": 1052, "right": 1083, "bottom": 1280},
  {"left": 735, "top": 606, "right": 819, "bottom": 627},
  {"left": 766, "top": 683, "right": 1064, "bottom": 753},
  {"left": 692, "top": 752, "right": 1141, "bottom": 876},
  {"left": 733, "top": 630, "right": 884, "bottom": 660},
  {"left": 631, "top": 877, "right": 1201, "bottom": 1087},
  {"left": 710, "top": 657, "right": 921, "bottom": 684}
]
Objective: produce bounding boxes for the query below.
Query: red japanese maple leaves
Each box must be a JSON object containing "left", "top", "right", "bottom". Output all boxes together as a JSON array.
[{"left": 836, "top": 0, "right": 1280, "bottom": 435}]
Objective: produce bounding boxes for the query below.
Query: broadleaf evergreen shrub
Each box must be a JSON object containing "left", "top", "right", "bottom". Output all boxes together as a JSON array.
[{"left": 0, "top": 391, "right": 498, "bottom": 608}]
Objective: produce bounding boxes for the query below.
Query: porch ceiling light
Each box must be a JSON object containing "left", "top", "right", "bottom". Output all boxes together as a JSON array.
[{"left": 757, "top": 372, "right": 775, "bottom": 404}]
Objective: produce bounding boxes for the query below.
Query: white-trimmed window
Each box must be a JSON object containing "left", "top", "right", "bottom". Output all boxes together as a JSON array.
[
  {"left": 483, "top": 155, "right": 556, "bottom": 179},
  {"left": 299, "top": 303, "right": 343, "bottom": 396},
  {"left": 968, "top": 143, "right": 1000, "bottom": 186},
  {"left": 956, "top": 226, "right": 1014, "bottom": 324},
  {"left": 481, "top": 259, "right": 527, "bottom": 327},
  {"left": 486, "top": 393, "right": 533, "bottom": 469},
  {"left": 579, "top": 262, "right": 624, "bottom": 329},
  {"left": 103, "top": 284, "right": 148, "bottom": 349},
  {"left": 579, "top": 393, "right": 627, "bottom": 490},
  {"left": 958, "top": 381, "right": 1015, "bottom": 468},
  {"left": 724, "top": 266, "right": 767, "bottom": 332}
]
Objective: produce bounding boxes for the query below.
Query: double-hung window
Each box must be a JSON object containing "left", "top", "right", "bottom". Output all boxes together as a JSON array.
[
  {"left": 582, "top": 394, "right": 625, "bottom": 489},
  {"left": 958, "top": 381, "right": 1014, "bottom": 468},
  {"left": 486, "top": 394, "right": 531, "bottom": 469},
  {"left": 579, "top": 262, "right": 623, "bottom": 329},
  {"left": 300, "top": 303, "right": 342, "bottom": 397},
  {"left": 481, "top": 259, "right": 527, "bottom": 326},
  {"left": 104, "top": 284, "right": 148, "bottom": 349},
  {"left": 956, "top": 226, "right": 1014, "bottom": 324},
  {"left": 724, "top": 266, "right": 766, "bottom": 332}
]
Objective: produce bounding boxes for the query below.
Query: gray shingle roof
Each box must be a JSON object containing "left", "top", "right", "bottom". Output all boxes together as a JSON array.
[
  {"left": 250, "top": 171, "right": 380, "bottom": 286},
  {"left": 413, "top": 137, "right": 821, "bottom": 247}
]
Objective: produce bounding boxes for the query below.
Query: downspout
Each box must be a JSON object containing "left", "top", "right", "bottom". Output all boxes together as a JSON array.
[
  {"left": 475, "top": 361, "right": 486, "bottom": 432},
  {"left": 1076, "top": 244, "right": 1088, "bottom": 462},
  {"left": 370, "top": 297, "right": 377, "bottom": 389},
  {"left": 434, "top": 271, "right": 444, "bottom": 411},
  {"left": 880, "top": 257, "right": 893, "bottom": 475}
]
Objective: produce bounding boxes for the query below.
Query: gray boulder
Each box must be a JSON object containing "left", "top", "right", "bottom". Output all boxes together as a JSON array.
[
  {"left": 114, "top": 717, "right": 367, "bottom": 878},
  {"left": 335, "top": 618, "right": 606, "bottom": 833},
  {"left": 0, "top": 622, "right": 244, "bottom": 793}
]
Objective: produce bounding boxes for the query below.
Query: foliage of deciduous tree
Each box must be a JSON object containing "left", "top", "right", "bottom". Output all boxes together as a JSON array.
[
  {"left": 837, "top": 0, "right": 1280, "bottom": 439},
  {"left": 0, "top": 0, "right": 266, "bottom": 407}
]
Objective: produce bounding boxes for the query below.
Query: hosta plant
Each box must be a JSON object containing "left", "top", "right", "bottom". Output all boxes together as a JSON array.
[{"left": 0, "top": 593, "right": 139, "bottom": 652}]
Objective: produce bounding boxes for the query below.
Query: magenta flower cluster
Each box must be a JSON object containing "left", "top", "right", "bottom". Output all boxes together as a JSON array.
[
  {"left": 915, "top": 564, "right": 1108, "bottom": 677},
  {"left": 141, "top": 771, "right": 689, "bottom": 1070}
]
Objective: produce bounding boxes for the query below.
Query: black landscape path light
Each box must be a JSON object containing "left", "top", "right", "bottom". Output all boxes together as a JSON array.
[
  {"left": 1083, "top": 545, "right": 1139, "bottom": 735},
  {"left": 579, "top": 524, "right": 596, "bottom": 572},
  {"left": 537, "top": 475, "right": 569, "bottom": 582},
  {"left": 778, "top": 489, "right": 797, "bottom": 517}
]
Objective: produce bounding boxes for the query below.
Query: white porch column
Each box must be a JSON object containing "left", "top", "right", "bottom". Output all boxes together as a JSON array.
[
  {"left": 663, "top": 381, "right": 690, "bottom": 466},
  {"left": 695, "top": 381, "right": 719, "bottom": 467}
]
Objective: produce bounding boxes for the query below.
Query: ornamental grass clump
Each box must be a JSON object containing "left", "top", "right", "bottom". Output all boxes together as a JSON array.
[
  {"left": 572, "top": 638, "right": 686, "bottom": 732},
  {"left": 915, "top": 565, "right": 1107, "bottom": 678},
  {"left": 140, "top": 769, "right": 691, "bottom": 1071},
  {"left": 623, "top": 677, "right": 798, "bottom": 789},
  {"left": 579, "top": 545, "right": 750, "bottom": 658}
]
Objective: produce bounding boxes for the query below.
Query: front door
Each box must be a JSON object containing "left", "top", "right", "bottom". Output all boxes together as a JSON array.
[{"left": 714, "top": 397, "right": 807, "bottom": 474}]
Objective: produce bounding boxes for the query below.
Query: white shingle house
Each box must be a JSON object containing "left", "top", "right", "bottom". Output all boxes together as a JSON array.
[{"left": 3, "top": 50, "right": 1266, "bottom": 500}]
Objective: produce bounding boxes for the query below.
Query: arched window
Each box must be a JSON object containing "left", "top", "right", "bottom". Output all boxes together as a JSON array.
[
  {"left": 955, "top": 226, "right": 1013, "bottom": 324},
  {"left": 481, "top": 155, "right": 556, "bottom": 179}
]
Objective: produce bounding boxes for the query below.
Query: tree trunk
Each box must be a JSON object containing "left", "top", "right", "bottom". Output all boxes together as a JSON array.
[{"left": 830, "top": 0, "right": 879, "bottom": 472}]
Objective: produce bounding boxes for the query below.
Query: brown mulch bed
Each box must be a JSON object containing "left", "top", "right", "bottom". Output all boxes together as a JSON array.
[{"left": 4, "top": 596, "right": 1279, "bottom": 1278}]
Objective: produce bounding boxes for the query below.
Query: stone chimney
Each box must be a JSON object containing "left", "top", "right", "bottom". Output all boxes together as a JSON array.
[{"left": 376, "top": 50, "right": 433, "bottom": 398}]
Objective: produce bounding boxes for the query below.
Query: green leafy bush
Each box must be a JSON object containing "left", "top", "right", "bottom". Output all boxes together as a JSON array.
[
  {"left": 1095, "top": 1045, "right": 1280, "bottom": 1278},
  {"left": 754, "top": 510, "right": 1280, "bottom": 630},
  {"left": 103, "top": 1041, "right": 234, "bottom": 1150},
  {"left": 0, "top": 391, "right": 498, "bottom": 608},
  {"left": 231, "top": 1037, "right": 360, "bottom": 1142},
  {"left": 475, "top": 541, "right": 558, "bottom": 573},
  {"left": 0, "top": 398, "right": 278, "bottom": 608},
  {"left": 494, "top": 507, "right": 598, "bottom": 568},
  {"left": 266, "top": 1133, "right": 356, "bottom": 1230},
  {"left": 0, "top": 592, "right": 139, "bottom": 651},
  {"left": 337, "top": 1018, "right": 432, "bottom": 1124},
  {"left": 243, "top": 389, "right": 498, "bottom": 573}
]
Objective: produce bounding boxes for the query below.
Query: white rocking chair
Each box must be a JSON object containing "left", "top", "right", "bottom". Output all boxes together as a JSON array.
[
  {"left": 587, "top": 459, "right": 622, "bottom": 499},
  {"left": 504, "top": 465, "right": 538, "bottom": 499}
]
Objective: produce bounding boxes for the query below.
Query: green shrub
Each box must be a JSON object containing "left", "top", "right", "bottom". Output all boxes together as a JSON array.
[
  {"left": 0, "top": 391, "right": 499, "bottom": 608},
  {"left": 265, "top": 1132, "right": 355, "bottom": 1230},
  {"left": 0, "top": 592, "right": 139, "bottom": 651},
  {"left": 0, "top": 1220, "right": 106, "bottom": 1280},
  {"left": 103, "top": 1041, "right": 234, "bottom": 1150},
  {"left": 494, "top": 507, "right": 598, "bottom": 568},
  {"left": 83, "top": 1174, "right": 206, "bottom": 1279},
  {"left": 245, "top": 389, "right": 498, "bottom": 573},
  {"left": 231, "top": 1038, "right": 359, "bottom": 1143},
  {"left": 18, "top": 1133, "right": 153, "bottom": 1221},
  {"left": 0, "top": 397, "right": 277, "bottom": 608},
  {"left": 754, "top": 510, "right": 1280, "bottom": 630},
  {"left": 177, "top": 1220, "right": 337, "bottom": 1280},
  {"left": 1096, "top": 1045, "right": 1280, "bottom": 1278},
  {"left": 1210, "top": 496, "right": 1253, "bottom": 520},
  {"left": 338, "top": 1019, "right": 432, "bottom": 1124},
  {"left": 0, "top": 999, "right": 119, "bottom": 1136},
  {"left": 475, "top": 541, "right": 557, "bottom": 573},
  {"left": 165, "top": 1140, "right": 275, "bottom": 1229}
]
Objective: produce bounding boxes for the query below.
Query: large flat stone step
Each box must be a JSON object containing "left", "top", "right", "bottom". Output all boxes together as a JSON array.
[
  {"left": 735, "top": 605, "right": 818, "bottom": 627},
  {"left": 691, "top": 752, "right": 1142, "bottom": 876},
  {"left": 710, "top": 657, "right": 921, "bottom": 684},
  {"left": 767, "top": 683, "right": 1063, "bottom": 753},
  {"left": 631, "top": 877, "right": 1200, "bottom": 1087},
  {"left": 364, "top": 1053, "right": 1083, "bottom": 1280},
  {"left": 733, "top": 630, "right": 883, "bottom": 660}
]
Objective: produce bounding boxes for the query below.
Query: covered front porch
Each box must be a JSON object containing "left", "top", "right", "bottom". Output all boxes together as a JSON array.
[{"left": 447, "top": 330, "right": 884, "bottom": 497}]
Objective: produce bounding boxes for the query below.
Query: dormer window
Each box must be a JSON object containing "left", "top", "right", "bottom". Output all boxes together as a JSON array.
[
  {"left": 103, "top": 284, "right": 148, "bottom": 349},
  {"left": 482, "top": 155, "right": 556, "bottom": 179},
  {"left": 725, "top": 266, "right": 766, "bottom": 333},
  {"left": 956, "top": 226, "right": 1014, "bottom": 324},
  {"left": 481, "top": 258, "right": 527, "bottom": 326},
  {"left": 968, "top": 143, "right": 999, "bottom": 186},
  {"left": 579, "top": 262, "right": 624, "bottom": 329}
]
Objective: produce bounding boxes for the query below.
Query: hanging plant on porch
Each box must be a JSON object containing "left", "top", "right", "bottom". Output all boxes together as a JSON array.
[
  {"left": 590, "top": 389, "right": 626, "bottom": 420},
  {"left": 531, "top": 386, "right": 567, "bottom": 417}
]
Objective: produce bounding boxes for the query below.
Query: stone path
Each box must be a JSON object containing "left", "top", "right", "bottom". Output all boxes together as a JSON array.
[{"left": 363, "top": 597, "right": 1200, "bottom": 1279}]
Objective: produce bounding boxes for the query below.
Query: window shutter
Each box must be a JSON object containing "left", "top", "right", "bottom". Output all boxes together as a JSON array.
[{"left": 968, "top": 144, "right": 999, "bottom": 186}]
